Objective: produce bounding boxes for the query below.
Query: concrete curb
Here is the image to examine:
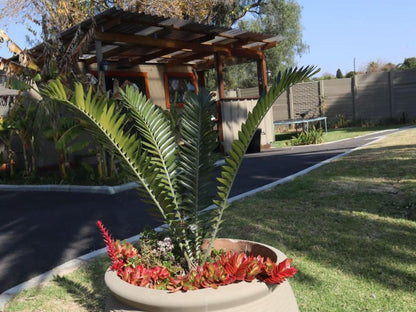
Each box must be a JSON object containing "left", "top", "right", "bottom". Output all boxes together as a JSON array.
[
  {"left": 0, "top": 161, "right": 226, "bottom": 194},
  {"left": 0, "top": 181, "right": 141, "bottom": 194},
  {"left": 0, "top": 127, "right": 410, "bottom": 310}
]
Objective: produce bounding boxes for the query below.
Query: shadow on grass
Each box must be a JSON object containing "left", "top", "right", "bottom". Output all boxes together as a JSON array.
[
  {"left": 220, "top": 143, "right": 416, "bottom": 294},
  {"left": 53, "top": 258, "right": 110, "bottom": 312},
  {"left": 223, "top": 197, "right": 416, "bottom": 293},
  {"left": 291, "top": 269, "right": 322, "bottom": 287}
]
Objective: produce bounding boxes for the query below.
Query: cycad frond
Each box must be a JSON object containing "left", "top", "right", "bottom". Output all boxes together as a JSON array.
[
  {"left": 203, "top": 66, "right": 319, "bottom": 261},
  {"left": 120, "top": 86, "right": 181, "bottom": 221},
  {"left": 41, "top": 80, "right": 171, "bottom": 221},
  {"left": 179, "top": 89, "right": 218, "bottom": 214},
  {"left": 178, "top": 90, "right": 218, "bottom": 259}
]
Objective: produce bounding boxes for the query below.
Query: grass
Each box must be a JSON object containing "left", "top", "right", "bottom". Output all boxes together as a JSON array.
[
  {"left": 5, "top": 257, "right": 111, "bottom": 312},
  {"left": 5, "top": 128, "right": 416, "bottom": 311},
  {"left": 271, "top": 124, "right": 407, "bottom": 148}
]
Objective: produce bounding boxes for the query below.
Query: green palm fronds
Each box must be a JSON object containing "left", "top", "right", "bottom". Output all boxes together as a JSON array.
[
  {"left": 119, "top": 87, "right": 181, "bottom": 222},
  {"left": 42, "top": 65, "right": 318, "bottom": 271},
  {"left": 204, "top": 66, "right": 319, "bottom": 260},
  {"left": 178, "top": 89, "right": 219, "bottom": 260},
  {"left": 42, "top": 81, "right": 173, "bottom": 222}
]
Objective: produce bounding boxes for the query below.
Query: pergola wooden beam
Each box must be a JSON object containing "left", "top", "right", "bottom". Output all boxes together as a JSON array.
[
  {"left": 215, "top": 53, "right": 225, "bottom": 100},
  {"left": 257, "top": 56, "right": 268, "bottom": 95},
  {"left": 130, "top": 48, "right": 175, "bottom": 65},
  {"left": 85, "top": 45, "right": 125, "bottom": 65},
  {"left": 107, "top": 15, "right": 226, "bottom": 40},
  {"left": 95, "top": 31, "right": 267, "bottom": 61},
  {"left": 23, "top": 8, "right": 282, "bottom": 72},
  {"left": 95, "top": 31, "right": 231, "bottom": 56}
]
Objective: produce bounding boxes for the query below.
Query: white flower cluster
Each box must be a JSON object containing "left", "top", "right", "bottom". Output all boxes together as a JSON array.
[
  {"left": 156, "top": 237, "right": 174, "bottom": 254},
  {"left": 189, "top": 224, "right": 198, "bottom": 233}
]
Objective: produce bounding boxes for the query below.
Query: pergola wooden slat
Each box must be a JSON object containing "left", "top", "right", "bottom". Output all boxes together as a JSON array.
[
  {"left": 4, "top": 7, "right": 284, "bottom": 153},
  {"left": 28, "top": 7, "right": 281, "bottom": 81}
]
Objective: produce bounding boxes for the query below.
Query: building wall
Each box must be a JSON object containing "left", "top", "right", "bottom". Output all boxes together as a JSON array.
[{"left": 100, "top": 64, "right": 195, "bottom": 109}]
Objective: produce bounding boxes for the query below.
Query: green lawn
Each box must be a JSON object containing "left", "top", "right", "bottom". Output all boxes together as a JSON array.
[
  {"left": 5, "top": 128, "right": 416, "bottom": 312},
  {"left": 271, "top": 125, "right": 406, "bottom": 148}
]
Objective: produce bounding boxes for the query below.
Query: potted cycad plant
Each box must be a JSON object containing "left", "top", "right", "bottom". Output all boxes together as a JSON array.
[{"left": 42, "top": 66, "right": 317, "bottom": 312}]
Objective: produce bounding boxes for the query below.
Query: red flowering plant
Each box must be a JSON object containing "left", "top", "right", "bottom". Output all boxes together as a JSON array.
[
  {"left": 97, "top": 221, "right": 297, "bottom": 291},
  {"left": 43, "top": 66, "right": 317, "bottom": 291}
]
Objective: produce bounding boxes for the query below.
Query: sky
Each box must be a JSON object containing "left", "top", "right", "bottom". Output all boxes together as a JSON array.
[
  {"left": 0, "top": 0, "right": 415, "bottom": 78},
  {"left": 295, "top": 0, "right": 416, "bottom": 76}
]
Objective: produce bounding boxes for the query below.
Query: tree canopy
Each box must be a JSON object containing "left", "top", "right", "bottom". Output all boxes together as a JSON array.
[
  {"left": 0, "top": 0, "right": 288, "bottom": 32},
  {"left": 0, "top": 0, "right": 218, "bottom": 35},
  {"left": 364, "top": 61, "right": 396, "bottom": 73},
  {"left": 0, "top": 0, "right": 307, "bottom": 91},
  {"left": 397, "top": 57, "right": 416, "bottom": 71},
  {"left": 219, "top": 0, "right": 308, "bottom": 89}
]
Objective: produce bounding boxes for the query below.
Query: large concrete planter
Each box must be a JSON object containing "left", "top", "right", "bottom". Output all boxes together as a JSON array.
[{"left": 105, "top": 239, "right": 299, "bottom": 312}]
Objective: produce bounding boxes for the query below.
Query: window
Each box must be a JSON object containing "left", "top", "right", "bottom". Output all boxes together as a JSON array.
[
  {"left": 91, "top": 71, "right": 149, "bottom": 98},
  {"left": 164, "top": 73, "right": 197, "bottom": 108},
  {"left": 105, "top": 71, "right": 149, "bottom": 98}
]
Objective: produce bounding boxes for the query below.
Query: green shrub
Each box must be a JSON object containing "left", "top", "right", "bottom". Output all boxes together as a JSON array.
[
  {"left": 290, "top": 127, "right": 324, "bottom": 146},
  {"left": 332, "top": 113, "right": 350, "bottom": 128}
]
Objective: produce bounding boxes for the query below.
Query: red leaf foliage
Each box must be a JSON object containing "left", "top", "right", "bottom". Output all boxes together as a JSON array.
[{"left": 97, "top": 221, "right": 297, "bottom": 291}]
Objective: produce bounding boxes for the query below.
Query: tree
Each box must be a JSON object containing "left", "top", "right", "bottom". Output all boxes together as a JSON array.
[
  {"left": 345, "top": 71, "right": 355, "bottom": 78},
  {"left": 336, "top": 69, "right": 343, "bottom": 79},
  {"left": 364, "top": 60, "right": 396, "bottom": 73},
  {"left": 366, "top": 61, "right": 380, "bottom": 73},
  {"left": 1, "top": 0, "right": 306, "bottom": 84},
  {"left": 345, "top": 71, "right": 364, "bottom": 78},
  {"left": 0, "top": 0, "right": 216, "bottom": 35},
  {"left": 320, "top": 73, "right": 335, "bottom": 80},
  {"left": 0, "top": 0, "right": 307, "bottom": 89},
  {"left": 244, "top": 1, "right": 308, "bottom": 75},
  {"left": 221, "top": 0, "right": 308, "bottom": 89},
  {"left": 397, "top": 57, "right": 416, "bottom": 71}
]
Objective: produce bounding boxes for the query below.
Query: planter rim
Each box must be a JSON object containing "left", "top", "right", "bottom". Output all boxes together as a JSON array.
[{"left": 105, "top": 238, "right": 289, "bottom": 312}]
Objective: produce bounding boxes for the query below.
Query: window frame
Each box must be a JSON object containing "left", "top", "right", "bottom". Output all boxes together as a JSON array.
[
  {"left": 164, "top": 72, "right": 197, "bottom": 109},
  {"left": 90, "top": 71, "right": 150, "bottom": 98}
]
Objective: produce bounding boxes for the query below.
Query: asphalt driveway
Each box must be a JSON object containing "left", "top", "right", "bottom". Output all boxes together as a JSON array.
[{"left": 0, "top": 129, "right": 399, "bottom": 293}]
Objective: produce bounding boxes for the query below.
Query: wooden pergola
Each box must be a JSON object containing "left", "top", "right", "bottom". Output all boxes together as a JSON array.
[
  {"left": 28, "top": 7, "right": 283, "bottom": 97},
  {"left": 3, "top": 8, "right": 283, "bottom": 152}
]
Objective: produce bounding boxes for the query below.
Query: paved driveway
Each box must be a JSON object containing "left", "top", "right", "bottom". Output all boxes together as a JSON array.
[{"left": 0, "top": 129, "right": 398, "bottom": 293}]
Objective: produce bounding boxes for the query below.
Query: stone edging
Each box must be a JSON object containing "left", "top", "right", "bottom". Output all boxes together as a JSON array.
[
  {"left": 0, "top": 161, "right": 226, "bottom": 194},
  {"left": 0, "top": 181, "right": 141, "bottom": 194}
]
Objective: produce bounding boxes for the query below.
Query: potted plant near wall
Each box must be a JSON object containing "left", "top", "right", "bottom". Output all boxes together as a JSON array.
[{"left": 42, "top": 66, "right": 317, "bottom": 312}]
